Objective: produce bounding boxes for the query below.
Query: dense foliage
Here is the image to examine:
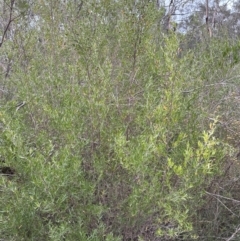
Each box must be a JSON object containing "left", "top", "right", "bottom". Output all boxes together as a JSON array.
[{"left": 0, "top": 1, "right": 240, "bottom": 240}]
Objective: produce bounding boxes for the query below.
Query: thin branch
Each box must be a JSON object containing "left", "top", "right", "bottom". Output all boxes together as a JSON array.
[
  {"left": 206, "top": 191, "right": 240, "bottom": 204},
  {"left": 226, "top": 226, "right": 240, "bottom": 241},
  {"left": 182, "top": 75, "right": 240, "bottom": 94},
  {"left": 215, "top": 197, "right": 238, "bottom": 217},
  {"left": 0, "top": 0, "right": 15, "bottom": 48},
  {"left": 205, "top": 0, "right": 212, "bottom": 37}
]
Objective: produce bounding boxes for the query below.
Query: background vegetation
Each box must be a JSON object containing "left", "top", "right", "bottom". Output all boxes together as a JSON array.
[{"left": 0, "top": 0, "right": 240, "bottom": 240}]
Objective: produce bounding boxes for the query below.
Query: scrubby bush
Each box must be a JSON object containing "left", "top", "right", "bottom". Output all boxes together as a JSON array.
[{"left": 0, "top": 1, "right": 239, "bottom": 241}]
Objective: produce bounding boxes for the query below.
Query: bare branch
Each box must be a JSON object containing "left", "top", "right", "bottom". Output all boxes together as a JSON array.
[
  {"left": 0, "top": 0, "right": 15, "bottom": 48},
  {"left": 206, "top": 191, "right": 240, "bottom": 204},
  {"left": 226, "top": 226, "right": 240, "bottom": 241}
]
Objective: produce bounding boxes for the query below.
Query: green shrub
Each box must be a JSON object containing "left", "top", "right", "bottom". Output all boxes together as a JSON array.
[{"left": 0, "top": 1, "right": 234, "bottom": 241}]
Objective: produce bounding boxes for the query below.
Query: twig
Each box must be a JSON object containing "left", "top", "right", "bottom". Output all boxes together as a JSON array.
[
  {"left": 215, "top": 197, "right": 238, "bottom": 217},
  {"left": 0, "top": 0, "right": 15, "bottom": 47},
  {"left": 206, "top": 191, "right": 240, "bottom": 203},
  {"left": 16, "top": 101, "right": 26, "bottom": 111},
  {"left": 226, "top": 226, "right": 240, "bottom": 241}
]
